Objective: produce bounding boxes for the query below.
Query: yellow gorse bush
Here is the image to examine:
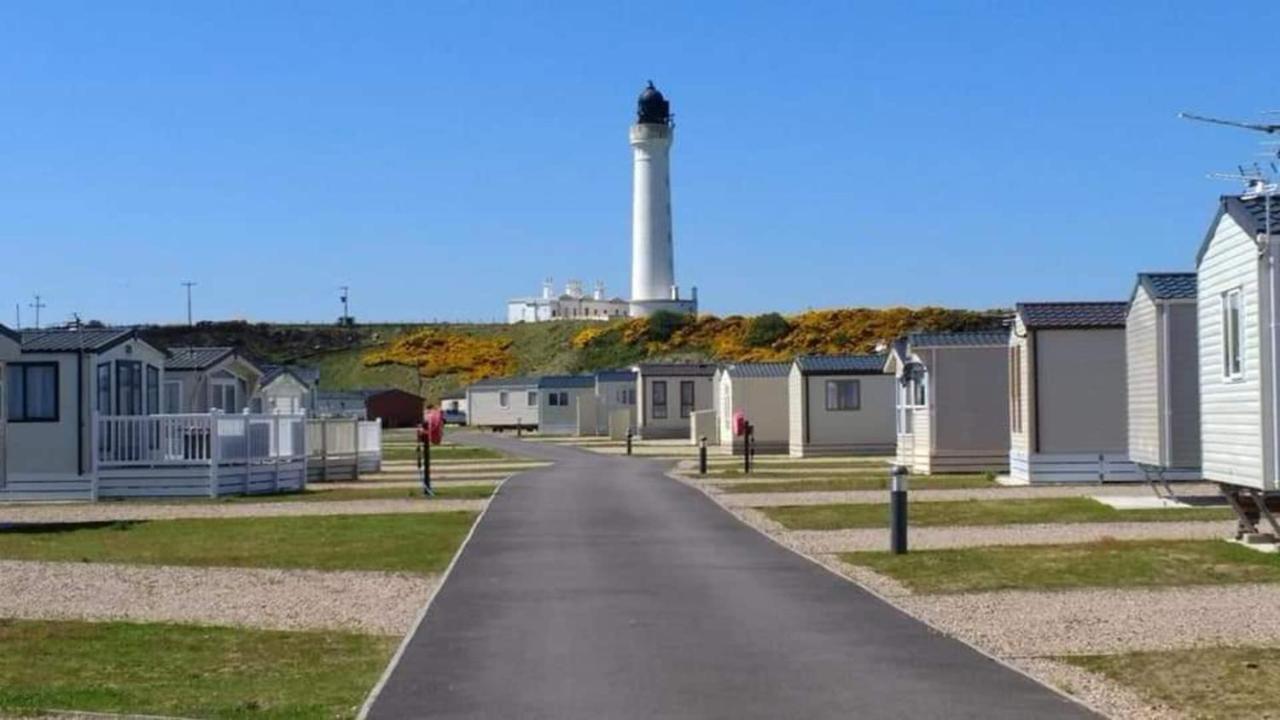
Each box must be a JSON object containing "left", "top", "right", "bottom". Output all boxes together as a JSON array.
[{"left": 364, "top": 329, "right": 516, "bottom": 382}]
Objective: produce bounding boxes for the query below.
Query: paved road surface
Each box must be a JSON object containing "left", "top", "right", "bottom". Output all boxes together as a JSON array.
[{"left": 367, "top": 435, "right": 1095, "bottom": 719}]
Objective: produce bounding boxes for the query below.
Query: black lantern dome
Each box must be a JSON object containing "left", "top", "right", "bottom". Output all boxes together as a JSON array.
[{"left": 636, "top": 81, "right": 671, "bottom": 125}]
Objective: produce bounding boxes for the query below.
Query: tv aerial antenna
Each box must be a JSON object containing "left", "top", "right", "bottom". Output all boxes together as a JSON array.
[{"left": 1181, "top": 110, "right": 1279, "bottom": 244}]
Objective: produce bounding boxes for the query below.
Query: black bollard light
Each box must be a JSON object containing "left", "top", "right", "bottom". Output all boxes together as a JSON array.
[
  {"left": 626, "top": 429, "right": 634, "bottom": 456},
  {"left": 743, "top": 423, "right": 753, "bottom": 474},
  {"left": 890, "top": 464, "right": 908, "bottom": 554},
  {"left": 516, "top": 419, "right": 522, "bottom": 438},
  {"left": 422, "top": 433, "right": 434, "bottom": 497},
  {"left": 699, "top": 436, "right": 708, "bottom": 475}
]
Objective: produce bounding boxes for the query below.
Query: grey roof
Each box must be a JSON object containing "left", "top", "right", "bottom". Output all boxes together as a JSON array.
[
  {"left": 1135, "top": 272, "right": 1197, "bottom": 303},
  {"left": 1016, "top": 302, "right": 1128, "bottom": 329},
  {"left": 439, "top": 389, "right": 466, "bottom": 400},
  {"left": 634, "top": 362, "right": 718, "bottom": 377},
  {"left": 316, "top": 390, "right": 366, "bottom": 403},
  {"left": 724, "top": 362, "right": 791, "bottom": 379},
  {"left": 596, "top": 369, "right": 637, "bottom": 383},
  {"left": 165, "top": 347, "right": 236, "bottom": 371},
  {"left": 21, "top": 327, "right": 140, "bottom": 353},
  {"left": 794, "top": 355, "right": 888, "bottom": 375},
  {"left": 908, "top": 329, "right": 1010, "bottom": 348},
  {"left": 262, "top": 364, "right": 320, "bottom": 387},
  {"left": 538, "top": 375, "right": 596, "bottom": 389},
  {"left": 468, "top": 376, "right": 540, "bottom": 390},
  {"left": 1197, "top": 194, "right": 1280, "bottom": 266},
  {"left": 0, "top": 324, "right": 18, "bottom": 343}
]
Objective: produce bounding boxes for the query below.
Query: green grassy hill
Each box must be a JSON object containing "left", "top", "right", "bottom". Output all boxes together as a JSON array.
[{"left": 140, "top": 307, "right": 1007, "bottom": 404}]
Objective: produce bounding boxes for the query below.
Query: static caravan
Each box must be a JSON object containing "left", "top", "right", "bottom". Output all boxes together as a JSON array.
[
  {"left": 466, "top": 376, "right": 541, "bottom": 430},
  {"left": 1195, "top": 193, "right": 1280, "bottom": 497},
  {"left": 594, "top": 369, "right": 637, "bottom": 435},
  {"left": 165, "top": 347, "right": 264, "bottom": 414},
  {"left": 885, "top": 330, "right": 1011, "bottom": 474},
  {"left": 537, "top": 375, "right": 596, "bottom": 435},
  {"left": 315, "top": 391, "right": 367, "bottom": 419},
  {"left": 716, "top": 362, "right": 790, "bottom": 454},
  {"left": 1126, "top": 273, "right": 1201, "bottom": 480},
  {"left": 3, "top": 328, "right": 168, "bottom": 499},
  {"left": 788, "top": 355, "right": 895, "bottom": 458},
  {"left": 255, "top": 365, "right": 318, "bottom": 415},
  {"left": 440, "top": 389, "right": 468, "bottom": 425},
  {"left": 1008, "top": 302, "right": 1149, "bottom": 483},
  {"left": 633, "top": 363, "right": 716, "bottom": 439},
  {"left": 0, "top": 324, "right": 20, "bottom": 489},
  {"left": 365, "top": 388, "right": 425, "bottom": 428}
]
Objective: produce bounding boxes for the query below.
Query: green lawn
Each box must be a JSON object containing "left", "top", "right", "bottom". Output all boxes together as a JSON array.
[
  {"left": 1065, "top": 646, "right": 1280, "bottom": 720},
  {"left": 718, "top": 475, "right": 993, "bottom": 493},
  {"left": 760, "top": 497, "right": 1234, "bottom": 530},
  {"left": 382, "top": 444, "right": 506, "bottom": 462},
  {"left": 841, "top": 539, "right": 1280, "bottom": 593},
  {"left": 0, "top": 619, "right": 394, "bottom": 719},
  {"left": 0, "top": 512, "right": 477, "bottom": 574}
]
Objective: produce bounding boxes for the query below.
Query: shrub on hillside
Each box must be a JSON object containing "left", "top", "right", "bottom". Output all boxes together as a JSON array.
[
  {"left": 645, "top": 311, "right": 692, "bottom": 343},
  {"left": 363, "top": 329, "right": 515, "bottom": 382},
  {"left": 743, "top": 313, "right": 790, "bottom": 348}
]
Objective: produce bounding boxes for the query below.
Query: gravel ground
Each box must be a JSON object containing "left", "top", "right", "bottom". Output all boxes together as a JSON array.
[
  {"left": 712, "top": 484, "right": 1222, "bottom": 507},
  {"left": 0, "top": 559, "right": 432, "bottom": 636},
  {"left": 891, "top": 583, "right": 1280, "bottom": 656},
  {"left": 1012, "top": 658, "right": 1180, "bottom": 720},
  {"left": 0, "top": 498, "right": 487, "bottom": 523}
]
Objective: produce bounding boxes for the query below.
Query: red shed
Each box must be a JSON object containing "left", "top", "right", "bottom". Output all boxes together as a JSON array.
[{"left": 364, "top": 388, "right": 426, "bottom": 428}]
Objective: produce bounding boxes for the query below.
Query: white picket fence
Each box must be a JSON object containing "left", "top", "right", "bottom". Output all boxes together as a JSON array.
[
  {"left": 306, "top": 417, "right": 383, "bottom": 482},
  {"left": 92, "top": 411, "right": 309, "bottom": 498}
]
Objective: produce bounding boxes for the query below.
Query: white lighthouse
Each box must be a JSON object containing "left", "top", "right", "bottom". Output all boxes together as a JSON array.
[{"left": 629, "top": 81, "right": 697, "bottom": 318}]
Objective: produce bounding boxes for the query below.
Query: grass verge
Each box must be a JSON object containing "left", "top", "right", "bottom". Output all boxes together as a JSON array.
[
  {"left": 382, "top": 444, "right": 506, "bottom": 462},
  {"left": 1064, "top": 646, "right": 1280, "bottom": 720},
  {"left": 0, "top": 618, "right": 395, "bottom": 720},
  {"left": 760, "top": 497, "right": 1234, "bottom": 530},
  {"left": 840, "top": 539, "right": 1280, "bottom": 593},
  {"left": 717, "top": 475, "right": 993, "bottom": 493},
  {"left": 0, "top": 512, "right": 478, "bottom": 574},
  {"left": 219, "top": 485, "right": 496, "bottom": 502}
]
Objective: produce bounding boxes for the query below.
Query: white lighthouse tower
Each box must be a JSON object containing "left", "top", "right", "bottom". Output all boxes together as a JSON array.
[{"left": 629, "top": 81, "right": 697, "bottom": 318}]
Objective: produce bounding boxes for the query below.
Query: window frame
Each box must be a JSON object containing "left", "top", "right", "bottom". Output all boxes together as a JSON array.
[
  {"left": 1009, "top": 345, "right": 1023, "bottom": 434},
  {"left": 1223, "top": 288, "right": 1245, "bottom": 381},
  {"left": 164, "top": 380, "right": 183, "bottom": 414},
  {"left": 498, "top": 391, "right": 509, "bottom": 408},
  {"left": 652, "top": 380, "right": 668, "bottom": 419},
  {"left": 527, "top": 391, "right": 538, "bottom": 407},
  {"left": 146, "top": 365, "right": 160, "bottom": 415},
  {"left": 825, "top": 379, "right": 861, "bottom": 411},
  {"left": 7, "top": 361, "right": 60, "bottom": 423},
  {"left": 96, "top": 362, "right": 112, "bottom": 414},
  {"left": 679, "top": 380, "right": 695, "bottom": 419}
]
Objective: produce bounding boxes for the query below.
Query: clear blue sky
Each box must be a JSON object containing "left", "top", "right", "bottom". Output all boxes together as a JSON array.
[{"left": 1, "top": 1, "right": 1275, "bottom": 326}]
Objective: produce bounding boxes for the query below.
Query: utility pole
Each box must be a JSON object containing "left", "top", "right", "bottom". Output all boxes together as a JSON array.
[
  {"left": 181, "top": 282, "right": 197, "bottom": 326},
  {"left": 29, "top": 294, "right": 46, "bottom": 330},
  {"left": 339, "top": 286, "right": 350, "bottom": 326}
]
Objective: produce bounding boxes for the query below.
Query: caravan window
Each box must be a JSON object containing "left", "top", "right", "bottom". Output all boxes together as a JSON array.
[
  {"left": 7, "top": 362, "right": 58, "bottom": 422},
  {"left": 1009, "top": 346, "right": 1023, "bottom": 433},
  {"left": 1223, "top": 289, "right": 1244, "bottom": 380},
  {"left": 825, "top": 380, "right": 861, "bottom": 411},
  {"left": 146, "top": 365, "right": 160, "bottom": 414},
  {"left": 164, "top": 381, "right": 182, "bottom": 413},
  {"left": 115, "top": 361, "right": 143, "bottom": 415},
  {"left": 499, "top": 391, "right": 509, "bottom": 408},
  {"left": 97, "top": 363, "right": 111, "bottom": 414},
  {"left": 652, "top": 381, "right": 668, "bottom": 419},
  {"left": 680, "top": 380, "right": 695, "bottom": 418}
]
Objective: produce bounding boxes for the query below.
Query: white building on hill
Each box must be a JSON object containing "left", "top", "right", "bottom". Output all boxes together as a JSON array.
[{"left": 507, "top": 279, "right": 630, "bottom": 323}]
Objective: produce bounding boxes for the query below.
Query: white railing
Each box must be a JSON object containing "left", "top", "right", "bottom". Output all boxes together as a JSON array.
[
  {"left": 306, "top": 417, "right": 382, "bottom": 481},
  {"left": 94, "top": 412, "right": 307, "bottom": 469}
]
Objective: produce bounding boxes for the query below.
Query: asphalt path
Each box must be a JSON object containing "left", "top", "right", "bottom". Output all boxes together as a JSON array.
[{"left": 367, "top": 434, "right": 1096, "bottom": 719}]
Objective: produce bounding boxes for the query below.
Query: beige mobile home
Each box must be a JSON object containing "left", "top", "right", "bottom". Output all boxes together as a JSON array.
[
  {"left": 788, "top": 355, "right": 895, "bottom": 458},
  {"left": 886, "top": 330, "right": 1011, "bottom": 474},
  {"left": 3, "top": 328, "right": 168, "bottom": 499},
  {"left": 466, "top": 376, "right": 540, "bottom": 430},
  {"left": 164, "top": 347, "right": 264, "bottom": 414},
  {"left": 1195, "top": 194, "right": 1280, "bottom": 493},
  {"left": 716, "top": 362, "right": 790, "bottom": 454},
  {"left": 1008, "top": 302, "right": 1146, "bottom": 483},
  {"left": 594, "top": 370, "right": 637, "bottom": 435},
  {"left": 1126, "top": 272, "right": 1201, "bottom": 479},
  {"left": 633, "top": 363, "right": 716, "bottom": 439},
  {"left": 0, "top": 324, "right": 20, "bottom": 489},
  {"left": 537, "top": 375, "right": 596, "bottom": 435}
]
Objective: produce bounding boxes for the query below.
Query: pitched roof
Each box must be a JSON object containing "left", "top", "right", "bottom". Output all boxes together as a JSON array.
[
  {"left": 1197, "top": 194, "right": 1280, "bottom": 265},
  {"left": 907, "top": 329, "right": 1010, "bottom": 348},
  {"left": 596, "top": 369, "right": 637, "bottom": 382},
  {"left": 1134, "top": 272, "right": 1197, "bottom": 303},
  {"left": 261, "top": 365, "right": 320, "bottom": 387},
  {"left": 165, "top": 346, "right": 233, "bottom": 370},
  {"left": 538, "top": 375, "right": 596, "bottom": 389},
  {"left": 0, "top": 324, "right": 18, "bottom": 343},
  {"left": 634, "top": 362, "right": 718, "bottom": 377},
  {"left": 1016, "top": 302, "right": 1128, "bottom": 329},
  {"left": 468, "top": 376, "right": 540, "bottom": 390},
  {"left": 794, "top": 354, "right": 888, "bottom": 375},
  {"left": 21, "top": 327, "right": 140, "bottom": 353},
  {"left": 724, "top": 362, "right": 791, "bottom": 379}
]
